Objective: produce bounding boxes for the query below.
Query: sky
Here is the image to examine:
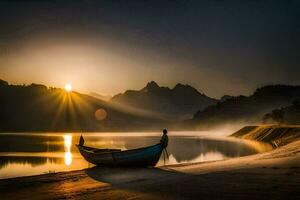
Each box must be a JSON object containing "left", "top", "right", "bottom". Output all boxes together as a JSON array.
[{"left": 0, "top": 0, "right": 299, "bottom": 98}]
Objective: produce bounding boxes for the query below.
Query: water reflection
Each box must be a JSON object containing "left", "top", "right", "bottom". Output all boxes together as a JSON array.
[
  {"left": 168, "top": 152, "right": 225, "bottom": 164},
  {"left": 82, "top": 136, "right": 272, "bottom": 165},
  {"left": 0, "top": 133, "right": 273, "bottom": 179},
  {"left": 63, "top": 135, "right": 72, "bottom": 166}
]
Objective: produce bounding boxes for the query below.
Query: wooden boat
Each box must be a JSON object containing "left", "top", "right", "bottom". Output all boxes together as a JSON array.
[{"left": 76, "top": 143, "right": 164, "bottom": 167}]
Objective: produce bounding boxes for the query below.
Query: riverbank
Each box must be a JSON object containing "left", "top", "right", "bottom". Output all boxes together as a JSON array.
[
  {"left": 0, "top": 126, "right": 299, "bottom": 200},
  {"left": 231, "top": 125, "right": 300, "bottom": 147}
]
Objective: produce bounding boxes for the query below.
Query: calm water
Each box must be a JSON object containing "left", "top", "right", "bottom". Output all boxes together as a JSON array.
[{"left": 0, "top": 132, "right": 272, "bottom": 179}]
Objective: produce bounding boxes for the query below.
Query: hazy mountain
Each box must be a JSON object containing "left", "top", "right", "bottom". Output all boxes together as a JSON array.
[
  {"left": 3, "top": 78, "right": 298, "bottom": 132},
  {"left": 189, "top": 85, "right": 300, "bottom": 128},
  {"left": 262, "top": 100, "right": 300, "bottom": 124},
  {"left": 111, "top": 81, "right": 217, "bottom": 120},
  {"left": 0, "top": 79, "right": 165, "bottom": 132},
  {"left": 89, "top": 92, "right": 112, "bottom": 101}
]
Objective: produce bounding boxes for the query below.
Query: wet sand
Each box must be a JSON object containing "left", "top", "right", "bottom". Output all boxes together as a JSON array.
[{"left": 0, "top": 140, "right": 299, "bottom": 200}]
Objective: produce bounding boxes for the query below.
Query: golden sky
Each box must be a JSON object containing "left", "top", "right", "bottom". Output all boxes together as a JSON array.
[
  {"left": 1, "top": 33, "right": 251, "bottom": 98},
  {"left": 0, "top": 1, "right": 299, "bottom": 98}
]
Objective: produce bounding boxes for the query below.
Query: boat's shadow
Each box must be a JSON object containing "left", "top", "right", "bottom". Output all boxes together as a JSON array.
[{"left": 85, "top": 166, "right": 188, "bottom": 198}]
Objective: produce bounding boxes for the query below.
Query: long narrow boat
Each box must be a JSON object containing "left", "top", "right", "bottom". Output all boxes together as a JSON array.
[{"left": 76, "top": 143, "right": 164, "bottom": 167}]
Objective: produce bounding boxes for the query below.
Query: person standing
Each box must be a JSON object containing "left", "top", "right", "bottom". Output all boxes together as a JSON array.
[{"left": 160, "top": 129, "right": 168, "bottom": 148}]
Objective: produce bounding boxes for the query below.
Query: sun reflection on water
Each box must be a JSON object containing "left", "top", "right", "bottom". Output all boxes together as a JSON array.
[{"left": 63, "top": 135, "right": 72, "bottom": 166}]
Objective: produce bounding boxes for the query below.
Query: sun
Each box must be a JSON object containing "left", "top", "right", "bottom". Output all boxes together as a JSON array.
[{"left": 64, "top": 83, "right": 72, "bottom": 92}]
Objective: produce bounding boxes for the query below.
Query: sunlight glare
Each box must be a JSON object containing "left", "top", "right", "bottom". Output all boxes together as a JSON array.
[
  {"left": 64, "top": 83, "right": 72, "bottom": 92},
  {"left": 63, "top": 135, "right": 72, "bottom": 166}
]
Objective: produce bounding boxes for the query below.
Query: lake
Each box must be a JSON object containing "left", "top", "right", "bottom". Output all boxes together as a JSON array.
[{"left": 0, "top": 132, "right": 273, "bottom": 179}]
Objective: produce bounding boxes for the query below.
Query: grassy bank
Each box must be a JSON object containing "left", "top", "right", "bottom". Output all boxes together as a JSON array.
[{"left": 231, "top": 125, "right": 300, "bottom": 147}]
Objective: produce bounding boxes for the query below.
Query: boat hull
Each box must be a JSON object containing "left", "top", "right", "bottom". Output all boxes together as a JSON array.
[{"left": 76, "top": 143, "right": 163, "bottom": 167}]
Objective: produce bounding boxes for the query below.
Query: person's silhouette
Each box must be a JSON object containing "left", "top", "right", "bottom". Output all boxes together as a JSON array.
[{"left": 160, "top": 129, "right": 168, "bottom": 148}]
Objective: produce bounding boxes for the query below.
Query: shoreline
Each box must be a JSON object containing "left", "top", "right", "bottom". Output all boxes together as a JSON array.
[
  {"left": 1, "top": 142, "right": 299, "bottom": 199},
  {"left": 231, "top": 125, "right": 300, "bottom": 147}
]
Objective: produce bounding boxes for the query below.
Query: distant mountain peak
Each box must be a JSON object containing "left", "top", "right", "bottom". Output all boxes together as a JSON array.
[
  {"left": 146, "top": 81, "right": 159, "bottom": 88},
  {"left": 142, "top": 81, "right": 160, "bottom": 92},
  {"left": 174, "top": 83, "right": 185, "bottom": 88},
  {"left": 173, "top": 83, "right": 201, "bottom": 94},
  {"left": 174, "top": 83, "right": 194, "bottom": 90},
  {"left": 111, "top": 81, "right": 217, "bottom": 120}
]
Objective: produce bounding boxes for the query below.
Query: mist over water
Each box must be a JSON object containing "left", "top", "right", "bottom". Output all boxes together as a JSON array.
[{"left": 0, "top": 131, "right": 272, "bottom": 179}]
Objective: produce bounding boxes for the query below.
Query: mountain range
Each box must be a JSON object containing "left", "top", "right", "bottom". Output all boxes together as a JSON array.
[
  {"left": 188, "top": 85, "right": 300, "bottom": 129},
  {"left": 263, "top": 100, "right": 300, "bottom": 124},
  {"left": 0, "top": 79, "right": 165, "bottom": 132},
  {"left": 1, "top": 78, "right": 299, "bottom": 132},
  {"left": 89, "top": 92, "right": 112, "bottom": 101},
  {"left": 111, "top": 81, "right": 217, "bottom": 120}
]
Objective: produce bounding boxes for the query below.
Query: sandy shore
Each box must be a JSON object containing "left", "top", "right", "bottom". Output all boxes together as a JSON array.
[{"left": 0, "top": 140, "right": 299, "bottom": 200}]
